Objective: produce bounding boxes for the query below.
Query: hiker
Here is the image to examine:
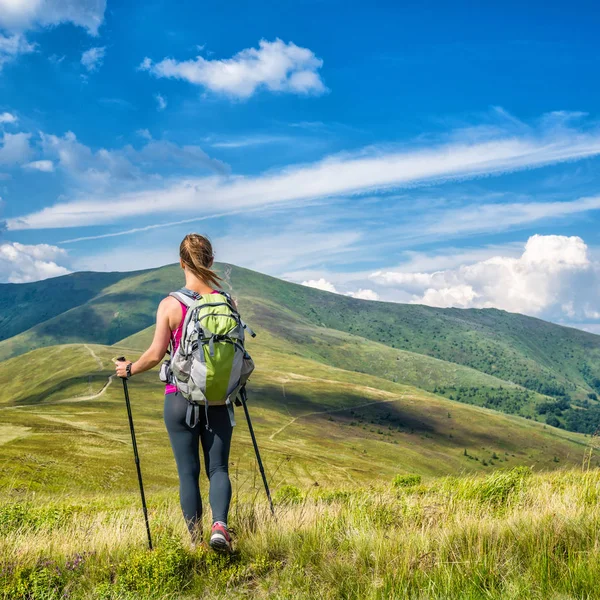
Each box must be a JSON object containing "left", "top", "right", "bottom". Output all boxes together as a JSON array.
[{"left": 114, "top": 233, "right": 252, "bottom": 552}]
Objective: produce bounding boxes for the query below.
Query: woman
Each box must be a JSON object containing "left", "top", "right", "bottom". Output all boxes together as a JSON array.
[{"left": 115, "top": 233, "right": 234, "bottom": 552}]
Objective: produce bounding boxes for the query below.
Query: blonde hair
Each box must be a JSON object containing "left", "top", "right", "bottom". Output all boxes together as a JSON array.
[{"left": 179, "top": 233, "right": 222, "bottom": 289}]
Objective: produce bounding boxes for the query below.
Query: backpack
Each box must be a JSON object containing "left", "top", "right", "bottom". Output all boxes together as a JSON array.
[{"left": 159, "top": 288, "right": 255, "bottom": 429}]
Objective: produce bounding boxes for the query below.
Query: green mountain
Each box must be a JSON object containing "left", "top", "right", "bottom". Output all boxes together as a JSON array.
[
  {"left": 1, "top": 262, "right": 599, "bottom": 497},
  {"left": 0, "top": 341, "right": 592, "bottom": 495},
  {"left": 0, "top": 270, "right": 136, "bottom": 343},
  {"left": 1, "top": 262, "right": 600, "bottom": 433}
]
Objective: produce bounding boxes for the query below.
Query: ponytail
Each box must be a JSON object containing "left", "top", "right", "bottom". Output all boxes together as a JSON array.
[{"left": 179, "top": 234, "right": 222, "bottom": 289}]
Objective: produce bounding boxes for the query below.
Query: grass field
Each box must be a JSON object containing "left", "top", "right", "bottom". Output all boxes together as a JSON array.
[
  {"left": 2, "top": 465, "right": 600, "bottom": 599},
  {"left": 0, "top": 341, "right": 595, "bottom": 498},
  {"left": 2, "top": 264, "right": 600, "bottom": 598}
]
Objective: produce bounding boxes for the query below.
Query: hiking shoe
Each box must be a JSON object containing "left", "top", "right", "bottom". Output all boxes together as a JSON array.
[{"left": 209, "top": 522, "right": 232, "bottom": 553}]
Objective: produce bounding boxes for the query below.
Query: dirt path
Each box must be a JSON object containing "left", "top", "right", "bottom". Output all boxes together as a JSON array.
[
  {"left": 84, "top": 344, "right": 104, "bottom": 369},
  {"left": 54, "top": 374, "right": 116, "bottom": 404},
  {"left": 1, "top": 345, "right": 115, "bottom": 410},
  {"left": 55, "top": 344, "right": 115, "bottom": 404}
]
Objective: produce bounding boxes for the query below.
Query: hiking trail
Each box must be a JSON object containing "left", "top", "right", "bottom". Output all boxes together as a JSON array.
[
  {"left": 55, "top": 344, "right": 114, "bottom": 403},
  {"left": 1, "top": 345, "right": 115, "bottom": 409}
]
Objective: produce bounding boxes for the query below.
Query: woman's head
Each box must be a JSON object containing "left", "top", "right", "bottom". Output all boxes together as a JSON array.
[{"left": 179, "top": 233, "right": 221, "bottom": 288}]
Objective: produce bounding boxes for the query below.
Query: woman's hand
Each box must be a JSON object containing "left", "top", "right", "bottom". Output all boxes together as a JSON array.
[{"left": 115, "top": 359, "right": 132, "bottom": 379}]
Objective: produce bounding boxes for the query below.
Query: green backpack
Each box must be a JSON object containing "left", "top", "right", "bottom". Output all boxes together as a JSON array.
[{"left": 160, "top": 288, "right": 255, "bottom": 429}]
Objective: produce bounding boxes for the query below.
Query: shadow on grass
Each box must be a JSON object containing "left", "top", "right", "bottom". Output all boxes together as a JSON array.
[
  {"left": 247, "top": 381, "right": 438, "bottom": 435},
  {"left": 14, "top": 374, "right": 111, "bottom": 406}
]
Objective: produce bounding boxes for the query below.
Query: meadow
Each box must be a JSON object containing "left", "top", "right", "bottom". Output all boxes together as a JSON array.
[
  {"left": 2, "top": 263, "right": 600, "bottom": 598},
  {"left": 2, "top": 465, "right": 600, "bottom": 599}
]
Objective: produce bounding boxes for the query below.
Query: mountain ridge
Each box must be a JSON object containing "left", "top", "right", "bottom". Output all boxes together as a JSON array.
[{"left": 1, "top": 262, "right": 599, "bottom": 433}]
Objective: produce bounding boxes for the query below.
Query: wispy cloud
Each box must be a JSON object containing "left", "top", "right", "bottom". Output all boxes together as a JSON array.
[
  {"left": 140, "top": 39, "right": 327, "bottom": 99},
  {"left": 98, "top": 97, "right": 135, "bottom": 110},
  {"left": 9, "top": 114, "right": 600, "bottom": 231},
  {"left": 81, "top": 46, "right": 105, "bottom": 72},
  {"left": 23, "top": 159, "right": 54, "bottom": 172},
  {"left": 0, "top": 32, "right": 35, "bottom": 69},
  {"left": 0, "top": 112, "right": 17, "bottom": 124},
  {"left": 208, "top": 134, "right": 292, "bottom": 148},
  {"left": 0, "top": 0, "right": 105, "bottom": 75},
  {"left": 58, "top": 207, "right": 254, "bottom": 244},
  {"left": 0, "top": 0, "right": 106, "bottom": 36},
  {"left": 35, "top": 130, "right": 228, "bottom": 192},
  {"left": 0, "top": 131, "right": 31, "bottom": 165},
  {"left": 215, "top": 227, "right": 361, "bottom": 273},
  {"left": 401, "top": 195, "right": 600, "bottom": 243},
  {"left": 154, "top": 93, "right": 167, "bottom": 111}
]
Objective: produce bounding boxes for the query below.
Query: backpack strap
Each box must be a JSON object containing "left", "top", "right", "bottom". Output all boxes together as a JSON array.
[
  {"left": 240, "top": 319, "right": 256, "bottom": 338},
  {"left": 169, "top": 290, "right": 196, "bottom": 308}
]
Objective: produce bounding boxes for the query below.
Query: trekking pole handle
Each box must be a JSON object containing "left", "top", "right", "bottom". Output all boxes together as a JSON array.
[{"left": 116, "top": 357, "right": 132, "bottom": 380}]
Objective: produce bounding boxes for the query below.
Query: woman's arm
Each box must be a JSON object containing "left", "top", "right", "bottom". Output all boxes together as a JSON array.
[{"left": 115, "top": 298, "right": 175, "bottom": 378}]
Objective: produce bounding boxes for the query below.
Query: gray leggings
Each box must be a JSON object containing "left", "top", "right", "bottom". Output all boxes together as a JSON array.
[{"left": 163, "top": 392, "right": 233, "bottom": 537}]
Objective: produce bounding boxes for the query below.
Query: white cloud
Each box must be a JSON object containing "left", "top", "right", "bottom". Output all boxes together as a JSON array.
[
  {"left": 140, "top": 38, "right": 327, "bottom": 99},
  {"left": 370, "top": 234, "right": 600, "bottom": 321},
  {"left": 23, "top": 159, "right": 53, "bottom": 171},
  {"left": 39, "top": 130, "right": 136, "bottom": 187},
  {"left": 216, "top": 227, "right": 360, "bottom": 273},
  {"left": 154, "top": 93, "right": 167, "bottom": 111},
  {"left": 133, "top": 139, "right": 228, "bottom": 173},
  {"left": 10, "top": 114, "right": 600, "bottom": 231},
  {"left": 0, "top": 0, "right": 106, "bottom": 35},
  {"left": 417, "top": 196, "right": 600, "bottom": 240},
  {"left": 81, "top": 46, "right": 105, "bottom": 71},
  {"left": 346, "top": 288, "right": 380, "bottom": 301},
  {"left": 0, "top": 241, "right": 70, "bottom": 283},
  {"left": 0, "top": 111, "right": 16, "bottom": 124},
  {"left": 209, "top": 134, "right": 291, "bottom": 148},
  {"left": 98, "top": 97, "right": 135, "bottom": 110},
  {"left": 0, "top": 32, "right": 35, "bottom": 69},
  {"left": 0, "top": 131, "right": 31, "bottom": 165},
  {"left": 302, "top": 278, "right": 338, "bottom": 293},
  {"left": 302, "top": 280, "right": 381, "bottom": 301},
  {"left": 381, "top": 245, "right": 524, "bottom": 276},
  {"left": 35, "top": 130, "right": 227, "bottom": 191}
]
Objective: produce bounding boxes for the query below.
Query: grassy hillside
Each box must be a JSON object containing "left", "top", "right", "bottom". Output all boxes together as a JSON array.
[
  {"left": 119, "top": 309, "right": 551, "bottom": 421},
  {"left": 2, "top": 467, "right": 600, "bottom": 599},
  {"left": 0, "top": 271, "right": 134, "bottom": 343},
  {"left": 2, "top": 280, "right": 600, "bottom": 598},
  {"left": 1, "top": 262, "right": 600, "bottom": 433},
  {"left": 220, "top": 264, "right": 600, "bottom": 400},
  {"left": 0, "top": 341, "right": 594, "bottom": 498},
  {"left": 0, "top": 266, "right": 184, "bottom": 360}
]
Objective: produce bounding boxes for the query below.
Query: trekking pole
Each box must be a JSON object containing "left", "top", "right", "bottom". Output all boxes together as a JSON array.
[
  {"left": 239, "top": 387, "right": 275, "bottom": 517},
  {"left": 117, "top": 357, "right": 153, "bottom": 550}
]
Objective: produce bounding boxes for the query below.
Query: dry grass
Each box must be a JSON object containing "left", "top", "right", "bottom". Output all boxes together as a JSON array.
[{"left": 2, "top": 466, "right": 600, "bottom": 599}]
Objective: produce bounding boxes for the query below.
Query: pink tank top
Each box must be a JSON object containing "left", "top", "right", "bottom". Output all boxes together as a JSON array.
[{"left": 165, "top": 290, "right": 220, "bottom": 395}]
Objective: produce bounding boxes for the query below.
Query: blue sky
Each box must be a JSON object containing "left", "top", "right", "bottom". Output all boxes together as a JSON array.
[{"left": 1, "top": 0, "right": 600, "bottom": 331}]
